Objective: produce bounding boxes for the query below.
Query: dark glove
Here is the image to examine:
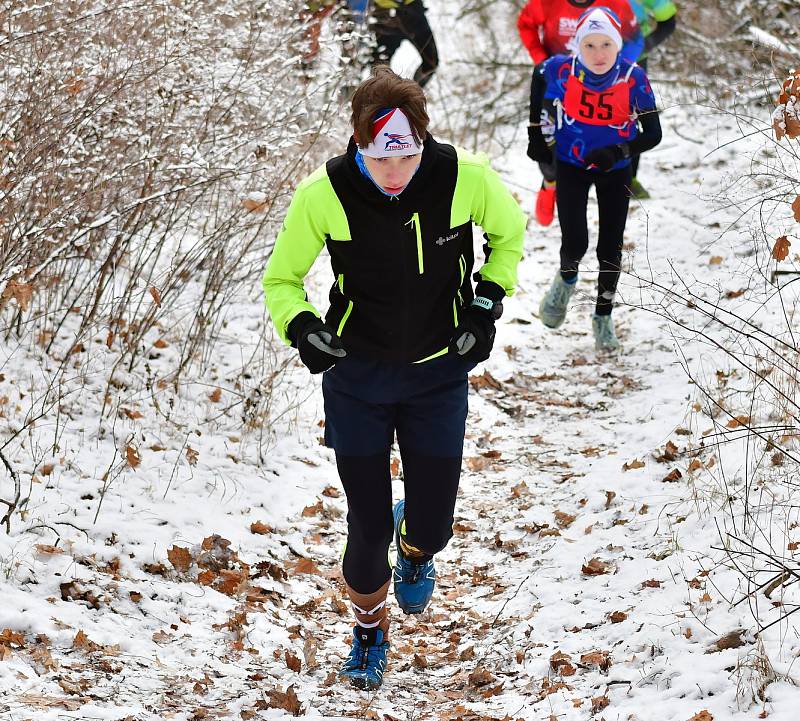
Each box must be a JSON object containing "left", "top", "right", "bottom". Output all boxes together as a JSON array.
[
  {"left": 585, "top": 144, "right": 629, "bottom": 172},
  {"left": 450, "top": 305, "right": 495, "bottom": 363},
  {"left": 527, "top": 126, "right": 553, "bottom": 164},
  {"left": 288, "top": 311, "right": 346, "bottom": 374},
  {"left": 449, "top": 281, "right": 503, "bottom": 363}
]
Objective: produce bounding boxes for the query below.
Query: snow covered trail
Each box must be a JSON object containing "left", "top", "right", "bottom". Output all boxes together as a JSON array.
[{"left": 1, "top": 22, "right": 797, "bottom": 721}]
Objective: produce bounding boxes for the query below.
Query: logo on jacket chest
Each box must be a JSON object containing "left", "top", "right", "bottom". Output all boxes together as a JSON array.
[
  {"left": 435, "top": 231, "right": 458, "bottom": 246},
  {"left": 558, "top": 17, "right": 578, "bottom": 38}
]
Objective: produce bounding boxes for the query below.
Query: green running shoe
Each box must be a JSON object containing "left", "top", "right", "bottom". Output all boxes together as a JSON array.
[{"left": 630, "top": 177, "right": 650, "bottom": 200}]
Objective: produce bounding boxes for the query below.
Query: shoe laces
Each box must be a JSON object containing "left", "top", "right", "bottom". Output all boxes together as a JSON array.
[
  {"left": 353, "top": 639, "right": 383, "bottom": 671},
  {"left": 397, "top": 554, "right": 430, "bottom": 584}
]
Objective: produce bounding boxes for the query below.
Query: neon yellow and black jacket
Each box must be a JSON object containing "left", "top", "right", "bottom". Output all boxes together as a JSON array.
[{"left": 262, "top": 136, "right": 526, "bottom": 364}]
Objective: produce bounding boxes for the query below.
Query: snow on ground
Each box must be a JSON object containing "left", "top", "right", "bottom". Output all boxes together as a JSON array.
[{"left": 1, "top": 5, "right": 798, "bottom": 721}]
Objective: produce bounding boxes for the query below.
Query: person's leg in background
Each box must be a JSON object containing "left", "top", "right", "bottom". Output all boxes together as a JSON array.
[
  {"left": 591, "top": 165, "right": 633, "bottom": 350},
  {"left": 539, "top": 161, "right": 592, "bottom": 328},
  {"left": 535, "top": 158, "right": 557, "bottom": 226},
  {"left": 395, "top": 0, "right": 439, "bottom": 87},
  {"left": 370, "top": 5, "right": 404, "bottom": 69}
]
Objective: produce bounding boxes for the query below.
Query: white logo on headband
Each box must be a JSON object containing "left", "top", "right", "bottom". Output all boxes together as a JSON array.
[{"left": 360, "top": 108, "right": 424, "bottom": 158}]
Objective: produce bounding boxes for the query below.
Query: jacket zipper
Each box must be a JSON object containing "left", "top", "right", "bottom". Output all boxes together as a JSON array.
[{"left": 405, "top": 212, "right": 424, "bottom": 274}]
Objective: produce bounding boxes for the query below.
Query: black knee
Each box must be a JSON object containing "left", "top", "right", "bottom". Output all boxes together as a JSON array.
[{"left": 406, "top": 522, "right": 453, "bottom": 556}]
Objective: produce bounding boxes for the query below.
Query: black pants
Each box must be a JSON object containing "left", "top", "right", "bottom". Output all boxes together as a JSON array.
[
  {"left": 539, "top": 159, "right": 556, "bottom": 184},
  {"left": 371, "top": 0, "right": 438, "bottom": 87},
  {"left": 323, "top": 354, "right": 471, "bottom": 593},
  {"left": 556, "top": 161, "right": 632, "bottom": 316}
]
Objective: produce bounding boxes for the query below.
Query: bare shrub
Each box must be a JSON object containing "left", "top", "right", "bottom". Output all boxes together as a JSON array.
[{"left": 0, "top": 1, "right": 355, "bottom": 530}]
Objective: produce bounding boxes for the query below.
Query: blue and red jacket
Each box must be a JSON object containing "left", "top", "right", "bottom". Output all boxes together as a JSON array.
[{"left": 538, "top": 53, "right": 657, "bottom": 171}]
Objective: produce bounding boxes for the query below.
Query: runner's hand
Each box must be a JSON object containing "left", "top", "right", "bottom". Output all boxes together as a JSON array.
[
  {"left": 450, "top": 305, "right": 496, "bottom": 363},
  {"left": 290, "top": 312, "right": 347, "bottom": 374},
  {"left": 584, "top": 144, "right": 627, "bottom": 172}
]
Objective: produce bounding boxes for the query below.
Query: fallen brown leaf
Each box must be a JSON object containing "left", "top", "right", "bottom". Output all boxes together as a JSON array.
[
  {"left": 687, "top": 712, "right": 713, "bottom": 721},
  {"left": 468, "top": 667, "right": 496, "bottom": 687},
  {"left": 582, "top": 558, "right": 612, "bottom": 576},
  {"left": 284, "top": 649, "right": 301, "bottom": 672},
  {"left": 266, "top": 685, "right": 302, "bottom": 715},
  {"left": 466, "top": 456, "right": 492, "bottom": 472},
  {"left": 167, "top": 545, "right": 192, "bottom": 573},
  {"left": 623, "top": 458, "right": 645, "bottom": 471},
  {"left": 0, "top": 629, "right": 24, "bottom": 647},
  {"left": 250, "top": 521, "right": 273, "bottom": 535},
  {"left": 554, "top": 510, "right": 576, "bottom": 528},
  {"left": 291, "top": 557, "right": 322, "bottom": 576},
  {"left": 711, "top": 629, "right": 745, "bottom": 652},
  {"left": 125, "top": 444, "right": 141, "bottom": 469},
  {"left": 301, "top": 500, "right": 324, "bottom": 517},
  {"left": 580, "top": 650, "right": 611, "bottom": 671},
  {"left": 469, "top": 370, "right": 502, "bottom": 391},
  {"left": 185, "top": 446, "right": 199, "bottom": 466}
]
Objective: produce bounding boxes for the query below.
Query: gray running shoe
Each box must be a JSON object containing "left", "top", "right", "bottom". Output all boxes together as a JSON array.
[
  {"left": 539, "top": 273, "right": 577, "bottom": 328},
  {"left": 592, "top": 313, "right": 622, "bottom": 351}
]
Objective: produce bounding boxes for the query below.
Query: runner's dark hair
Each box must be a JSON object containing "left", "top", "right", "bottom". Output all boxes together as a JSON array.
[{"left": 351, "top": 65, "right": 429, "bottom": 147}]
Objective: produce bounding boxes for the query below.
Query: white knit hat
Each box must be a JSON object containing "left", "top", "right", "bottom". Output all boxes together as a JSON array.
[
  {"left": 359, "top": 108, "right": 423, "bottom": 158},
  {"left": 574, "top": 7, "right": 623, "bottom": 51}
]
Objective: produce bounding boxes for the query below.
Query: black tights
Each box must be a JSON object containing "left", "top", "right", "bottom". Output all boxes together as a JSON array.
[
  {"left": 371, "top": 0, "right": 439, "bottom": 87},
  {"left": 556, "top": 161, "right": 632, "bottom": 316},
  {"left": 337, "top": 450, "right": 461, "bottom": 594}
]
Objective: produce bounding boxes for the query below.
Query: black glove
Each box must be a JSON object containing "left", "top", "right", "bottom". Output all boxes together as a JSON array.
[
  {"left": 288, "top": 312, "right": 346, "bottom": 374},
  {"left": 449, "top": 281, "right": 503, "bottom": 363},
  {"left": 527, "top": 126, "right": 553, "bottom": 164},
  {"left": 450, "top": 305, "right": 495, "bottom": 363},
  {"left": 585, "top": 144, "right": 629, "bottom": 172}
]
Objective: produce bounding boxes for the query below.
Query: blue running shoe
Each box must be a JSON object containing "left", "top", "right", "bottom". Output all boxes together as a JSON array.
[
  {"left": 338, "top": 626, "right": 389, "bottom": 690},
  {"left": 392, "top": 500, "right": 435, "bottom": 614}
]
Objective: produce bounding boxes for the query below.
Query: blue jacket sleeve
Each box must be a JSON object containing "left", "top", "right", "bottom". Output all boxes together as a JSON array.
[{"left": 620, "top": 31, "right": 645, "bottom": 64}]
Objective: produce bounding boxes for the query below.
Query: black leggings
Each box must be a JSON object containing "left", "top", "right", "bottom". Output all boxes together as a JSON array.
[
  {"left": 556, "top": 161, "right": 632, "bottom": 316},
  {"left": 371, "top": 0, "right": 438, "bottom": 87},
  {"left": 337, "top": 450, "right": 461, "bottom": 593}
]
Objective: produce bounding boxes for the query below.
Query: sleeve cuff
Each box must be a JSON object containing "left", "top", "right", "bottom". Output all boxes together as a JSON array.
[
  {"left": 287, "top": 311, "right": 319, "bottom": 347},
  {"left": 474, "top": 279, "right": 506, "bottom": 303}
]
